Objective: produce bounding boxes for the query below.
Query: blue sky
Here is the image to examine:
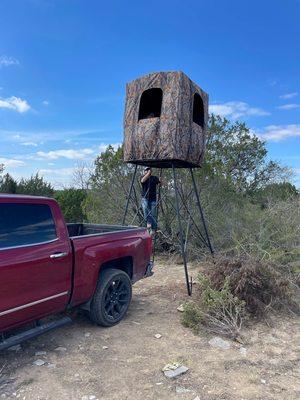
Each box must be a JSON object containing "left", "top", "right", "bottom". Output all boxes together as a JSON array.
[{"left": 0, "top": 0, "right": 300, "bottom": 188}]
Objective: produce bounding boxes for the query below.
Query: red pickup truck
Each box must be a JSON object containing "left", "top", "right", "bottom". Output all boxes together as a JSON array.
[{"left": 0, "top": 194, "right": 153, "bottom": 350}]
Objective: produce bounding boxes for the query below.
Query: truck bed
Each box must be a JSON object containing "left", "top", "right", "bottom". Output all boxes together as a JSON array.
[{"left": 67, "top": 223, "right": 144, "bottom": 238}]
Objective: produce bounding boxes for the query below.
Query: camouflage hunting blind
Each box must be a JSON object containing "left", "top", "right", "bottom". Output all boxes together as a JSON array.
[{"left": 123, "top": 71, "right": 208, "bottom": 168}]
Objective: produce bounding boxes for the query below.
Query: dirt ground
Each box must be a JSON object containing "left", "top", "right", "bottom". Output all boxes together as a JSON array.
[{"left": 0, "top": 258, "right": 299, "bottom": 400}]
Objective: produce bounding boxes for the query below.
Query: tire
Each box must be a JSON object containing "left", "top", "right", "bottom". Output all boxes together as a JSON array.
[{"left": 90, "top": 268, "right": 132, "bottom": 327}]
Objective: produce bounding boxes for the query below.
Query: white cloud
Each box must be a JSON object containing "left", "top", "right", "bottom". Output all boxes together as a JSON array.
[
  {"left": 35, "top": 144, "right": 121, "bottom": 162},
  {"left": 0, "top": 157, "right": 25, "bottom": 168},
  {"left": 98, "top": 142, "right": 122, "bottom": 153},
  {"left": 39, "top": 167, "right": 76, "bottom": 188},
  {"left": 0, "top": 55, "right": 19, "bottom": 68},
  {"left": 42, "top": 100, "right": 49, "bottom": 106},
  {"left": 209, "top": 101, "right": 270, "bottom": 119},
  {"left": 259, "top": 124, "right": 300, "bottom": 142},
  {"left": 36, "top": 148, "right": 94, "bottom": 160},
  {"left": 0, "top": 96, "right": 31, "bottom": 113},
  {"left": 277, "top": 104, "right": 300, "bottom": 110},
  {"left": 40, "top": 167, "right": 75, "bottom": 176},
  {"left": 279, "top": 92, "right": 298, "bottom": 99},
  {"left": 21, "top": 142, "right": 38, "bottom": 147}
]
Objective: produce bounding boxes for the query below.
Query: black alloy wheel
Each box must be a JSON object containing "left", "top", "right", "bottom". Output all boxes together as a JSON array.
[
  {"left": 90, "top": 269, "right": 132, "bottom": 327},
  {"left": 103, "top": 277, "right": 131, "bottom": 321}
]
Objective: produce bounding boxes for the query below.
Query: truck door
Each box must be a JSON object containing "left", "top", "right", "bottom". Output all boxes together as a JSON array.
[{"left": 0, "top": 200, "right": 72, "bottom": 332}]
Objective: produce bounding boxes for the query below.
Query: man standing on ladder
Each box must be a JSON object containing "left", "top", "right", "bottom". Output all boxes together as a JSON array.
[{"left": 141, "top": 167, "right": 161, "bottom": 234}]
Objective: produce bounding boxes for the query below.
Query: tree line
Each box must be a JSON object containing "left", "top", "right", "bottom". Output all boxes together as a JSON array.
[
  {"left": 0, "top": 166, "right": 87, "bottom": 222},
  {"left": 1, "top": 115, "right": 298, "bottom": 231}
]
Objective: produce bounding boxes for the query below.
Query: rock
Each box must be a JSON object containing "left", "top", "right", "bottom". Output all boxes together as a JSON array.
[
  {"left": 163, "top": 364, "right": 189, "bottom": 379},
  {"left": 33, "top": 359, "right": 45, "bottom": 366},
  {"left": 175, "top": 386, "right": 191, "bottom": 393},
  {"left": 35, "top": 351, "right": 47, "bottom": 356},
  {"left": 208, "top": 336, "right": 231, "bottom": 350},
  {"left": 55, "top": 346, "right": 66, "bottom": 352},
  {"left": 239, "top": 347, "right": 247, "bottom": 356},
  {"left": 177, "top": 304, "right": 184, "bottom": 312},
  {"left": 193, "top": 397, "right": 201, "bottom": 400},
  {"left": 260, "top": 379, "right": 266, "bottom": 384},
  {"left": 84, "top": 332, "right": 91, "bottom": 338},
  {"left": 81, "top": 396, "right": 97, "bottom": 400},
  {"left": 102, "top": 346, "right": 108, "bottom": 350},
  {"left": 8, "top": 345, "right": 21, "bottom": 352},
  {"left": 47, "top": 363, "right": 56, "bottom": 369},
  {"left": 155, "top": 382, "right": 163, "bottom": 385},
  {"left": 154, "top": 334, "right": 162, "bottom": 339}
]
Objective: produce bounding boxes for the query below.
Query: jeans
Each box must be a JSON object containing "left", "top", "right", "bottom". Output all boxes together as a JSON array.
[{"left": 141, "top": 198, "right": 157, "bottom": 230}]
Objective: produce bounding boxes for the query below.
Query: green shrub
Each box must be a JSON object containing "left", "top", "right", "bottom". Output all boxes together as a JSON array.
[
  {"left": 181, "top": 302, "right": 204, "bottom": 334},
  {"left": 182, "top": 274, "right": 246, "bottom": 338}
]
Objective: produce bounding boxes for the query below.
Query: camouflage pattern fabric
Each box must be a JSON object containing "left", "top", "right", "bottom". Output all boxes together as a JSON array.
[{"left": 123, "top": 71, "right": 208, "bottom": 168}]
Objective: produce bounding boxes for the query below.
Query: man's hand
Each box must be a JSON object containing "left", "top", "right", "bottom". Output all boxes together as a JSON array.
[{"left": 141, "top": 169, "right": 151, "bottom": 183}]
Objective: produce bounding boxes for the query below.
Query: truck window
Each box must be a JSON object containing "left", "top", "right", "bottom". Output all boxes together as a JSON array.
[{"left": 0, "top": 203, "right": 57, "bottom": 249}]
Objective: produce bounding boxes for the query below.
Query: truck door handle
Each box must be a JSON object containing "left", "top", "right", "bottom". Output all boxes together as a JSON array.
[{"left": 50, "top": 252, "right": 68, "bottom": 259}]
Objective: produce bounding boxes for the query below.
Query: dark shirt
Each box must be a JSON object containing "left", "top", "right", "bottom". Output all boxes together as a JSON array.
[{"left": 141, "top": 176, "right": 159, "bottom": 201}]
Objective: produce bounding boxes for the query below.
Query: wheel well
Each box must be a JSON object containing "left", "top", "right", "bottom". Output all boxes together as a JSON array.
[{"left": 100, "top": 257, "right": 133, "bottom": 279}]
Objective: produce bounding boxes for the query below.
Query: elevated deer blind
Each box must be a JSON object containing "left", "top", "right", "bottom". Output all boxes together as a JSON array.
[
  {"left": 122, "top": 71, "right": 213, "bottom": 296},
  {"left": 123, "top": 71, "right": 209, "bottom": 168}
]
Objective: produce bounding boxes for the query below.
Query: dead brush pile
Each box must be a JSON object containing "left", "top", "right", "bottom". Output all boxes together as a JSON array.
[
  {"left": 205, "top": 256, "right": 296, "bottom": 315},
  {"left": 182, "top": 255, "right": 299, "bottom": 339}
]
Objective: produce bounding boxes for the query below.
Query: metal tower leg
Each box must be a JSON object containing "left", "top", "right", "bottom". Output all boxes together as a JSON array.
[
  {"left": 152, "top": 168, "right": 163, "bottom": 263},
  {"left": 190, "top": 168, "right": 214, "bottom": 255},
  {"left": 122, "top": 164, "right": 138, "bottom": 225},
  {"left": 172, "top": 165, "right": 192, "bottom": 296}
]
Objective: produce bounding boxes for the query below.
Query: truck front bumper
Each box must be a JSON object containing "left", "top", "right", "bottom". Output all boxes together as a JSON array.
[{"left": 144, "top": 261, "right": 154, "bottom": 278}]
